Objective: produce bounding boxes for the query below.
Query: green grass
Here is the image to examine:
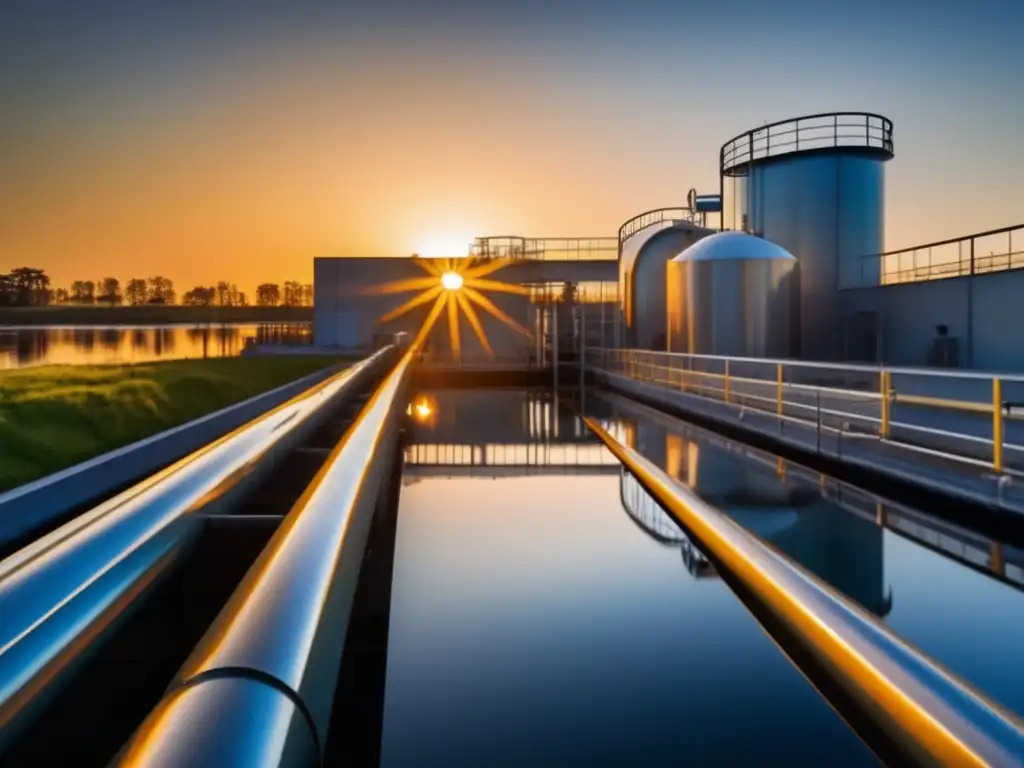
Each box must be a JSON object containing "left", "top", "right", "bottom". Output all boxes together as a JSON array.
[{"left": 0, "top": 356, "right": 347, "bottom": 492}]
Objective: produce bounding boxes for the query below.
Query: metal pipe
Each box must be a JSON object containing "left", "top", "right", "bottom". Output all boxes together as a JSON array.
[
  {"left": 115, "top": 350, "right": 413, "bottom": 767},
  {"left": 0, "top": 349, "right": 393, "bottom": 751},
  {"left": 583, "top": 416, "right": 1024, "bottom": 767}
]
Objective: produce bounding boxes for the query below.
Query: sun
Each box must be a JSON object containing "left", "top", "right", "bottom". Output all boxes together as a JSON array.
[
  {"left": 441, "top": 271, "right": 464, "bottom": 291},
  {"left": 364, "top": 255, "right": 532, "bottom": 357}
]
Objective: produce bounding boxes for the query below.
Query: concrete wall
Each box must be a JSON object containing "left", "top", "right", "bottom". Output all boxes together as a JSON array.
[
  {"left": 841, "top": 269, "right": 1024, "bottom": 371},
  {"left": 313, "top": 256, "right": 616, "bottom": 354}
]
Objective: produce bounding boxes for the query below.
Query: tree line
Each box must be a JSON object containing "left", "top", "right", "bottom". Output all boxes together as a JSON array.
[{"left": 0, "top": 268, "right": 312, "bottom": 308}]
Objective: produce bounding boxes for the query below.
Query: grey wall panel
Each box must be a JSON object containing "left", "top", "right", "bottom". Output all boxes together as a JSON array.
[{"left": 840, "top": 270, "right": 1024, "bottom": 371}]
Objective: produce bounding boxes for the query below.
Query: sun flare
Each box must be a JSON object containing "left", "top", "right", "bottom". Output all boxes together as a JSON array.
[
  {"left": 441, "top": 271, "right": 464, "bottom": 291},
  {"left": 365, "top": 256, "right": 532, "bottom": 357}
]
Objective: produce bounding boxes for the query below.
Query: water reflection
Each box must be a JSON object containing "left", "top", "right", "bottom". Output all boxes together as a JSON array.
[
  {"left": 0, "top": 322, "right": 311, "bottom": 368},
  {"left": 587, "top": 389, "right": 1024, "bottom": 716},
  {"left": 620, "top": 470, "right": 716, "bottom": 578},
  {"left": 403, "top": 390, "right": 619, "bottom": 476},
  {"left": 387, "top": 463, "right": 875, "bottom": 766}
]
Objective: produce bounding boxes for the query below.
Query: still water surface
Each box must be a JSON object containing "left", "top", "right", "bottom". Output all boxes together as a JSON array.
[
  {"left": 383, "top": 389, "right": 1024, "bottom": 766},
  {"left": 0, "top": 323, "right": 311, "bottom": 368}
]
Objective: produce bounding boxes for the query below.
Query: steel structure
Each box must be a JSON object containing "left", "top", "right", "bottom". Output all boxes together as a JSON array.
[
  {"left": 844, "top": 222, "right": 1024, "bottom": 288},
  {"left": 471, "top": 236, "right": 617, "bottom": 261},
  {"left": 720, "top": 112, "right": 894, "bottom": 361},
  {"left": 116, "top": 349, "right": 413, "bottom": 767},
  {"left": 584, "top": 416, "right": 1024, "bottom": 767},
  {"left": 586, "top": 345, "right": 1024, "bottom": 511},
  {"left": 666, "top": 231, "right": 798, "bottom": 357},
  {"left": 0, "top": 349, "right": 394, "bottom": 751}
]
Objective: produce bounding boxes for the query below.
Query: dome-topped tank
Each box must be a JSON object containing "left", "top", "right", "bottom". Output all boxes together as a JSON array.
[{"left": 666, "top": 231, "right": 799, "bottom": 357}]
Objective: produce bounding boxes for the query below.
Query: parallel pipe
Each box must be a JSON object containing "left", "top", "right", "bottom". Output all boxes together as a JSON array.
[
  {"left": 583, "top": 416, "right": 1024, "bottom": 768},
  {"left": 0, "top": 348, "right": 393, "bottom": 751},
  {"left": 115, "top": 350, "right": 413, "bottom": 767}
]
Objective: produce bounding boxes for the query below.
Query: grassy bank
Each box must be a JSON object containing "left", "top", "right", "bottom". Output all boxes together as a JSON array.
[
  {"left": 0, "top": 356, "right": 345, "bottom": 492},
  {"left": 0, "top": 305, "right": 314, "bottom": 326}
]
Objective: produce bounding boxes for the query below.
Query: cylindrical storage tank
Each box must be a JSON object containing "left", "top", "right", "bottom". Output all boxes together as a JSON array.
[
  {"left": 720, "top": 112, "right": 894, "bottom": 361},
  {"left": 619, "top": 220, "right": 714, "bottom": 350},
  {"left": 666, "top": 231, "right": 798, "bottom": 357}
]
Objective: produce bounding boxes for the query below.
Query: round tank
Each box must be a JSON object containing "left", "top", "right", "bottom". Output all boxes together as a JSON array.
[
  {"left": 620, "top": 221, "right": 714, "bottom": 350},
  {"left": 720, "top": 112, "right": 894, "bottom": 360},
  {"left": 666, "top": 231, "right": 798, "bottom": 357}
]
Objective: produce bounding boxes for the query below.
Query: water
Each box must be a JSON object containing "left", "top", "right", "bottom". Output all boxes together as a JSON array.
[
  {"left": 385, "top": 390, "right": 884, "bottom": 766},
  {"left": 0, "top": 323, "right": 311, "bottom": 368},
  {"left": 383, "top": 388, "right": 1024, "bottom": 766},
  {"left": 588, "top": 390, "right": 1024, "bottom": 716}
]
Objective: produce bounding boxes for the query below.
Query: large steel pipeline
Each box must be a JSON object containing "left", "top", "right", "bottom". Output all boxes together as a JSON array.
[
  {"left": 584, "top": 416, "right": 1024, "bottom": 768},
  {"left": 114, "top": 349, "right": 413, "bottom": 767},
  {"left": 0, "top": 348, "right": 393, "bottom": 751}
]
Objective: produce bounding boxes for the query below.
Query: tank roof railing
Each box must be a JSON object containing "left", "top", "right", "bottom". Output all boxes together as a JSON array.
[
  {"left": 842, "top": 222, "right": 1024, "bottom": 289},
  {"left": 0, "top": 347, "right": 395, "bottom": 754},
  {"left": 115, "top": 349, "right": 413, "bottom": 767},
  {"left": 617, "top": 207, "right": 703, "bottom": 247},
  {"left": 721, "top": 112, "right": 894, "bottom": 177},
  {"left": 584, "top": 415, "right": 1024, "bottom": 767}
]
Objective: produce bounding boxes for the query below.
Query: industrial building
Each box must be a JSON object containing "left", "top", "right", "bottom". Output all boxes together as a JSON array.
[{"left": 315, "top": 110, "right": 1024, "bottom": 371}]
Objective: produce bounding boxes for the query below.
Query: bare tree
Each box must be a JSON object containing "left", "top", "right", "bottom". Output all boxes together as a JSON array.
[
  {"left": 125, "top": 278, "right": 148, "bottom": 306},
  {"left": 71, "top": 280, "right": 96, "bottom": 304},
  {"left": 256, "top": 283, "right": 281, "bottom": 306},
  {"left": 98, "top": 277, "right": 122, "bottom": 305},
  {"left": 182, "top": 286, "right": 216, "bottom": 306},
  {"left": 147, "top": 276, "right": 175, "bottom": 305}
]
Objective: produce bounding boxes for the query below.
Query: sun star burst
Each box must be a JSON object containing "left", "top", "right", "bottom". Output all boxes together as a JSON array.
[{"left": 365, "top": 255, "right": 531, "bottom": 357}]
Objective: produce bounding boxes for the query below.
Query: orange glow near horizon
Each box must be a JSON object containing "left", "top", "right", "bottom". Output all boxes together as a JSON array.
[
  {"left": 416, "top": 235, "right": 475, "bottom": 260},
  {"left": 4, "top": 10, "right": 1022, "bottom": 298},
  {"left": 368, "top": 256, "right": 531, "bottom": 358}
]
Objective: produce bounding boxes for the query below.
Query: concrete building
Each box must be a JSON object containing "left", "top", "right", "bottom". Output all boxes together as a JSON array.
[
  {"left": 313, "top": 245, "right": 617, "bottom": 357},
  {"left": 314, "top": 109, "right": 1024, "bottom": 371}
]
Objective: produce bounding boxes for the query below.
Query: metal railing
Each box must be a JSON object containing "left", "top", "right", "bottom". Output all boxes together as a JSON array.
[
  {"left": 584, "top": 416, "right": 1024, "bottom": 766},
  {"left": 843, "top": 223, "right": 1024, "bottom": 288},
  {"left": 617, "top": 207, "right": 701, "bottom": 246},
  {"left": 588, "top": 347, "right": 1024, "bottom": 509},
  {"left": 472, "top": 236, "right": 618, "bottom": 261},
  {"left": 405, "top": 441, "right": 619, "bottom": 469},
  {"left": 115, "top": 349, "right": 412, "bottom": 767},
  {"left": 0, "top": 349, "right": 393, "bottom": 751},
  {"left": 776, "top": 460, "right": 1024, "bottom": 593},
  {"left": 720, "top": 112, "right": 894, "bottom": 176}
]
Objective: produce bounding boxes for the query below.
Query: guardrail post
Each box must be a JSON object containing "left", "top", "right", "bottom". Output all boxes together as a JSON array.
[
  {"left": 776, "top": 363, "right": 784, "bottom": 421},
  {"left": 990, "top": 542, "right": 1005, "bottom": 576},
  {"left": 723, "top": 359, "right": 730, "bottom": 403},
  {"left": 880, "top": 370, "right": 891, "bottom": 438},
  {"left": 993, "top": 377, "right": 1004, "bottom": 472}
]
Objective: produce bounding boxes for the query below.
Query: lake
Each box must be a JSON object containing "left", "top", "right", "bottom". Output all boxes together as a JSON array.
[{"left": 0, "top": 323, "right": 312, "bottom": 369}]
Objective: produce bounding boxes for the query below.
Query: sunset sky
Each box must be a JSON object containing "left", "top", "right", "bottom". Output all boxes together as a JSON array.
[{"left": 1, "top": 0, "right": 1021, "bottom": 296}]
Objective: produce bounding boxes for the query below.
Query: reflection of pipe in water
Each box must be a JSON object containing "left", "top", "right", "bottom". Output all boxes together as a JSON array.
[{"left": 686, "top": 438, "right": 891, "bottom": 617}]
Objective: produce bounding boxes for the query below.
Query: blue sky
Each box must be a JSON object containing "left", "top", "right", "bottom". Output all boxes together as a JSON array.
[{"left": 0, "top": 0, "right": 1021, "bottom": 289}]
